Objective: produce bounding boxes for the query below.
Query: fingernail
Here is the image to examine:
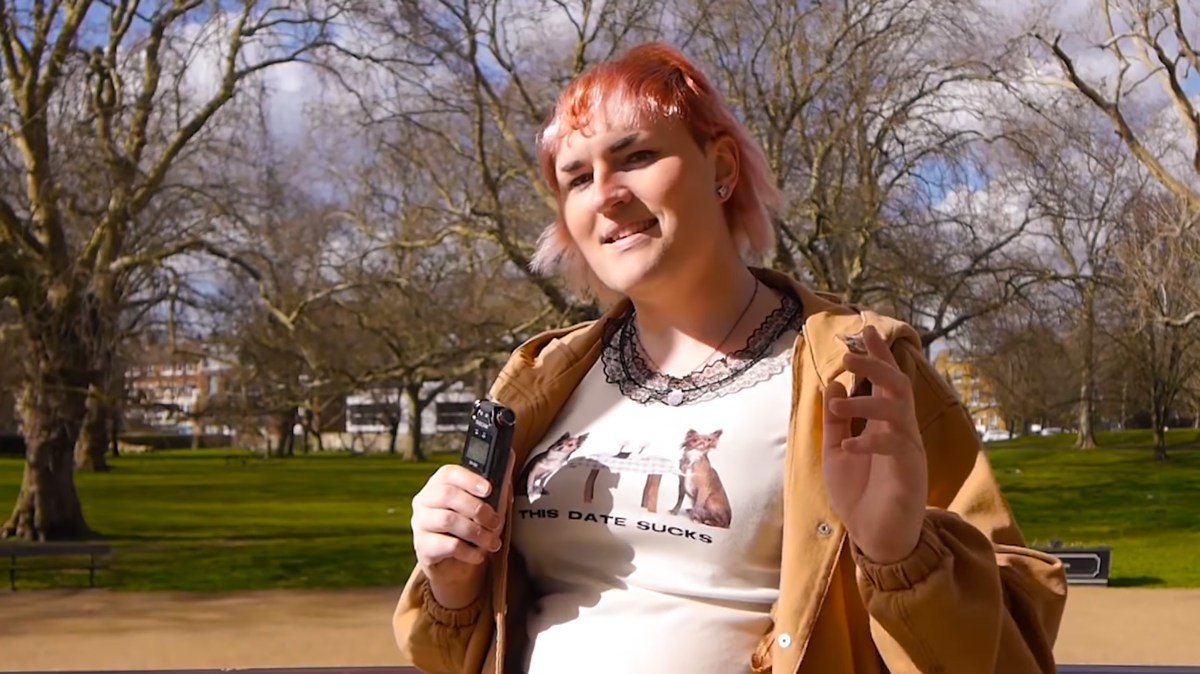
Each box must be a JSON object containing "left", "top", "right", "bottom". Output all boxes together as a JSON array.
[{"left": 474, "top": 482, "right": 490, "bottom": 496}]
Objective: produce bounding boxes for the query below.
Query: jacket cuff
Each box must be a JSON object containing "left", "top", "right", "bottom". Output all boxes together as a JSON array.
[
  {"left": 419, "top": 574, "right": 486, "bottom": 628},
  {"left": 853, "top": 513, "right": 952, "bottom": 591}
]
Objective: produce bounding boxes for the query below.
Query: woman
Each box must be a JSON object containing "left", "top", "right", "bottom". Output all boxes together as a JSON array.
[{"left": 394, "top": 42, "right": 1067, "bottom": 674}]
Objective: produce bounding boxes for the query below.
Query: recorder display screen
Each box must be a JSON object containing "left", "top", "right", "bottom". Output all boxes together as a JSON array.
[{"left": 464, "top": 433, "right": 491, "bottom": 464}]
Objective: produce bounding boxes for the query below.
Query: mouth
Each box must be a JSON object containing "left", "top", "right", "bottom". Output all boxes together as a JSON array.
[{"left": 603, "top": 218, "right": 658, "bottom": 244}]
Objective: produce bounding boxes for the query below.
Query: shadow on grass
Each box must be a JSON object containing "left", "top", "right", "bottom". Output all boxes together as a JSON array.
[{"left": 1109, "top": 576, "right": 1166, "bottom": 588}]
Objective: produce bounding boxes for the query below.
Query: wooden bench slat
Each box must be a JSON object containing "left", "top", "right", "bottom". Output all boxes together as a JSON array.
[
  {"left": 11, "top": 563, "right": 110, "bottom": 571},
  {"left": 0, "top": 545, "right": 112, "bottom": 557}
]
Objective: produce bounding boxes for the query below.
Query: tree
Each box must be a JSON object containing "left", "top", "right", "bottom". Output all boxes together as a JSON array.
[
  {"left": 0, "top": 2, "right": 339, "bottom": 540},
  {"left": 959, "top": 300, "right": 1077, "bottom": 434},
  {"left": 323, "top": 117, "right": 553, "bottom": 460},
  {"left": 1028, "top": 0, "right": 1200, "bottom": 329},
  {"left": 1109, "top": 193, "right": 1200, "bottom": 459},
  {"left": 1020, "top": 123, "right": 1145, "bottom": 448}
]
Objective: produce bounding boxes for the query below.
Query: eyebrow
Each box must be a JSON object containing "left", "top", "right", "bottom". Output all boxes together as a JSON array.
[{"left": 557, "top": 133, "right": 640, "bottom": 174}]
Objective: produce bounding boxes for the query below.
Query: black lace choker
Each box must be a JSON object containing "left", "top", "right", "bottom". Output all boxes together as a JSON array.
[{"left": 601, "top": 291, "right": 805, "bottom": 407}]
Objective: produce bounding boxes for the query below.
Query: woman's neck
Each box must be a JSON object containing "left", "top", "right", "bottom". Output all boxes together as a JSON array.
[{"left": 629, "top": 264, "right": 780, "bottom": 377}]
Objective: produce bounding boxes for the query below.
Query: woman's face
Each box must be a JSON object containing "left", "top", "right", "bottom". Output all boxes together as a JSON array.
[{"left": 553, "top": 115, "right": 736, "bottom": 300}]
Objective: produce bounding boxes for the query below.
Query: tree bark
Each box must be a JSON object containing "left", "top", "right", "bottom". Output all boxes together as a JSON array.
[
  {"left": 1075, "top": 294, "right": 1098, "bottom": 449},
  {"left": 1151, "top": 403, "right": 1170, "bottom": 462},
  {"left": 273, "top": 410, "right": 296, "bottom": 457},
  {"left": 109, "top": 411, "right": 121, "bottom": 457},
  {"left": 75, "top": 383, "right": 111, "bottom": 472},
  {"left": 404, "top": 383, "right": 426, "bottom": 462},
  {"left": 2, "top": 376, "right": 94, "bottom": 540}
]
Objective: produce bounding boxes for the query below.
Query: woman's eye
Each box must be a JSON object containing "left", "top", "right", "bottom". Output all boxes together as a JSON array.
[
  {"left": 625, "top": 150, "right": 656, "bottom": 165},
  {"left": 568, "top": 173, "right": 592, "bottom": 190}
]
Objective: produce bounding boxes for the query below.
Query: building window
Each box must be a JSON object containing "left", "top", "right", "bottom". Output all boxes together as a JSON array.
[
  {"left": 348, "top": 403, "right": 398, "bottom": 428},
  {"left": 436, "top": 401, "right": 472, "bottom": 428}
]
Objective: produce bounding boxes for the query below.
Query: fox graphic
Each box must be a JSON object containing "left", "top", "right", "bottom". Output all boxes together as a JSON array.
[
  {"left": 516, "top": 431, "right": 589, "bottom": 499},
  {"left": 670, "top": 429, "right": 732, "bottom": 529}
]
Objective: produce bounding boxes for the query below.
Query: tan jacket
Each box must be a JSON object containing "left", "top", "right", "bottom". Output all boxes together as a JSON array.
[{"left": 393, "top": 268, "right": 1068, "bottom": 674}]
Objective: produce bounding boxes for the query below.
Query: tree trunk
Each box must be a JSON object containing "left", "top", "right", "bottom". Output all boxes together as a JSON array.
[
  {"left": 74, "top": 383, "right": 111, "bottom": 471},
  {"left": 1152, "top": 426, "right": 1169, "bottom": 461},
  {"left": 2, "top": 378, "right": 94, "bottom": 540},
  {"left": 273, "top": 411, "right": 295, "bottom": 457},
  {"left": 388, "top": 420, "right": 400, "bottom": 455},
  {"left": 1151, "top": 405, "right": 1170, "bottom": 462},
  {"left": 404, "top": 383, "right": 426, "bottom": 462},
  {"left": 1075, "top": 295, "right": 1098, "bottom": 449}
]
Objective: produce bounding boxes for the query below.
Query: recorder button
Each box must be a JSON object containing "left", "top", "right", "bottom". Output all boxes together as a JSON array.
[{"left": 496, "top": 408, "right": 516, "bottom": 426}]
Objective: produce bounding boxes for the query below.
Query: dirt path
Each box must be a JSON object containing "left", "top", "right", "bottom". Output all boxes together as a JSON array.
[{"left": 2, "top": 586, "right": 1198, "bottom": 671}]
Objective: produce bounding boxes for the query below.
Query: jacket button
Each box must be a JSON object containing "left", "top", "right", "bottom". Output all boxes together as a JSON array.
[
  {"left": 777, "top": 633, "right": 792, "bottom": 648},
  {"left": 817, "top": 522, "right": 833, "bottom": 536}
]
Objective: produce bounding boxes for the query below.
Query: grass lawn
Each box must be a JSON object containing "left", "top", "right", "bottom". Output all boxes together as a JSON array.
[
  {"left": 988, "top": 428, "right": 1200, "bottom": 588},
  {"left": 0, "top": 449, "right": 458, "bottom": 592},
  {"left": 0, "top": 429, "right": 1196, "bottom": 591}
]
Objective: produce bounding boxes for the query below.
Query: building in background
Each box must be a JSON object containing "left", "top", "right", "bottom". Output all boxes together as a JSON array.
[
  {"left": 125, "top": 346, "right": 233, "bottom": 435},
  {"left": 344, "top": 381, "right": 475, "bottom": 435},
  {"left": 933, "top": 349, "right": 1007, "bottom": 436}
]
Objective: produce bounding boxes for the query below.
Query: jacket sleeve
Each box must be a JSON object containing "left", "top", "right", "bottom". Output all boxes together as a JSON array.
[
  {"left": 392, "top": 566, "right": 494, "bottom": 674},
  {"left": 853, "top": 339, "right": 1068, "bottom": 674}
]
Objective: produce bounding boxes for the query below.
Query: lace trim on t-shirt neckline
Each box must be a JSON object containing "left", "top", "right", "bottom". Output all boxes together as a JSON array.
[{"left": 601, "top": 291, "right": 804, "bottom": 406}]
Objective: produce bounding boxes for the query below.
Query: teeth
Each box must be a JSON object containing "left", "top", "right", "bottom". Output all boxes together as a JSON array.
[{"left": 608, "top": 219, "right": 656, "bottom": 243}]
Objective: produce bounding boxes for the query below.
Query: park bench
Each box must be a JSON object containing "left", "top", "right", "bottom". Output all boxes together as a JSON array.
[{"left": 0, "top": 542, "right": 112, "bottom": 590}]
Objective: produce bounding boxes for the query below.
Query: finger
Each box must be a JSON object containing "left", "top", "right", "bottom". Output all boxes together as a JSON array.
[
  {"left": 412, "top": 479, "right": 503, "bottom": 532},
  {"left": 842, "top": 352, "right": 909, "bottom": 400},
  {"left": 863, "top": 325, "right": 899, "bottom": 367},
  {"left": 417, "top": 532, "right": 489, "bottom": 567},
  {"left": 410, "top": 467, "right": 489, "bottom": 508},
  {"left": 838, "top": 434, "right": 912, "bottom": 456},
  {"left": 428, "top": 464, "right": 497, "bottom": 501},
  {"left": 413, "top": 508, "right": 503, "bottom": 552},
  {"left": 823, "top": 380, "right": 852, "bottom": 449},
  {"left": 828, "top": 395, "right": 907, "bottom": 427},
  {"left": 425, "top": 482, "right": 504, "bottom": 530}
]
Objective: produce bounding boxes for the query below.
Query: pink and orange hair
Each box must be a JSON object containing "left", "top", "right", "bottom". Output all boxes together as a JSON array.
[{"left": 530, "top": 42, "right": 782, "bottom": 302}]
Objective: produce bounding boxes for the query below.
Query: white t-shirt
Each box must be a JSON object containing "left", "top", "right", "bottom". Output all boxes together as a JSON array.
[{"left": 511, "top": 294, "right": 803, "bottom": 674}]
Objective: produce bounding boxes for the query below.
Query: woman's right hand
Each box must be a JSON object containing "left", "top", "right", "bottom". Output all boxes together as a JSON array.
[{"left": 410, "top": 456, "right": 513, "bottom": 608}]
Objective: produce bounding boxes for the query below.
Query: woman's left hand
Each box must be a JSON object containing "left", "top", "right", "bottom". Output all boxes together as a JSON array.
[{"left": 822, "top": 325, "right": 928, "bottom": 565}]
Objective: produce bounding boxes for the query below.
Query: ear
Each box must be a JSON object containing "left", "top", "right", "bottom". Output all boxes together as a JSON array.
[
  {"left": 685, "top": 429, "right": 698, "bottom": 440},
  {"left": 557, "top": 432, "right": 570, "bottom": 442},
  {"left": 710, "top": 135, "right": 739, "bottom": 200},
  {"left": 577, "top": 432, "right": 589, "bottom": 443},
  {"left": 712, "top": 429, "right": 723, "bottom": 439}
]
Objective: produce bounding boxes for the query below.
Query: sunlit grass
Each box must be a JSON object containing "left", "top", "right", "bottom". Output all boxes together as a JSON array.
[{"left": 1, "top": 433, "right": 1196, "bottom": 590}]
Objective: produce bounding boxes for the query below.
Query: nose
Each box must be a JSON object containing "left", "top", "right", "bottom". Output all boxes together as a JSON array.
[{"left": 593, "top": 169, "right": 631, "bottom": 216}]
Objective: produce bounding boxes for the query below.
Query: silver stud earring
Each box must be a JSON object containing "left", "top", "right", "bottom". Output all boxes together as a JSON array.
[{"left": 717, "top": 185, "right": 730, "bottom": 199}]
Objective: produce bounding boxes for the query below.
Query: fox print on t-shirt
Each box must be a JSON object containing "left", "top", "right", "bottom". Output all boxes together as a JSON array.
[{"left": 670, "top": 429, "right": 732, "bottom": 528}]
